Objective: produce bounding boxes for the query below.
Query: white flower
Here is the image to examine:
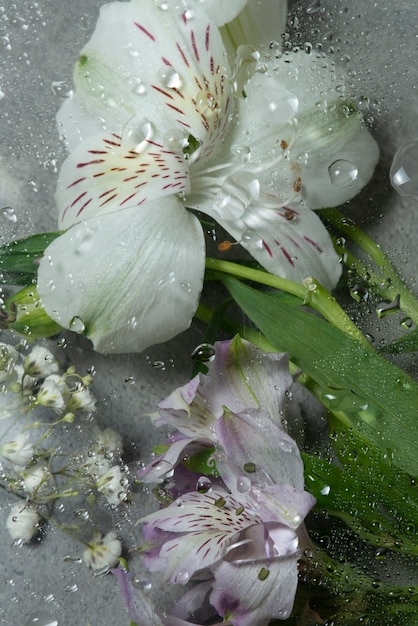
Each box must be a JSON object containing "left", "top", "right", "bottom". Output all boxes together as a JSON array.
[
  {"left": 67, "top": 384, "right": 96, "bottom": 412},
  {"left": 83, "top": 530, "right": 122, "bottom": 570},
  {"left": 82, "top": 450, "right": 112, "bottom": 478},
  {"left": 6, "top": 502, "right": 41, "bottom": 543},
  {"left": 0, "top": 342, "right": 20, "bottom": 387},
  {"left": 23, "top": 346, "right": 59, "bottom": 378},
  {"left": 97, "top": 465, "right": 128, "bottom": 505},
  {"left": 94, "top": 426, "right": 123, "bottom": 454},
  {"left": 0, "top": 433, "right": 34, "bottom": 467},
  {"left": 37, "top": 0, "right": 379, "bottom": 354},
  {"left": 21, "top": 464, "right": 50, "bottom": 494},
  {"left": 36, "top": 374, "right": 69, "bottom": 411}
]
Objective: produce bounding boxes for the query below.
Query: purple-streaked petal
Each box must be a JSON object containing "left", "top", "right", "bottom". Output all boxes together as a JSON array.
[
  {"left": 37, "top": 198, "right": 204, "bottom": 354},
  {"left": 210, "top": 555, "right": 299, "bottom": 626},
  {"left": 255, "top": 484, "right": 316, "bottom": 529},
  {"left": 215, "top": 407, "right": 305, "bottom": 490},
  {"left": 217, "top": 201, "right": 343, "bottom": 292},
  {"left": 56, "top": 132, "right": 190, "bottom": 229},
  {"left": 60, "top": 0, "right": 232, "bottom": 152}
]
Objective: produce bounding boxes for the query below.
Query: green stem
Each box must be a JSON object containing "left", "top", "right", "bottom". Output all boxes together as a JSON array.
[
  {"left": 205, "top": 257, "right": 368, "bottom": 345},
  {"left": 320, "top": 207, "right": 418, "bottom": 324}
]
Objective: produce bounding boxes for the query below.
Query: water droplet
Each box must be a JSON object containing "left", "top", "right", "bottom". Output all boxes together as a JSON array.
[
  {"left": 231, "top": 144, "right": 251, "bottom": 162},
  {"left": 69, "top": 316, "right": 85, "bottom": 334},
  {"left": 132, "top": 576, "right": 152, "bottom": 590},
  {"left": 1, "top": 206, "right": 17, "bottom": 223},
  {"left": 191, "top": 343, "right": 216, "bottom": 362},
  {"left": 24, "top": 612, "right": 58, "bottom": 626},
  {"left": 164, "top": 129, "right": 189, "bottom": 153},
  {"left": 129, "top": 77, "right": 147, "bottom": 96},
  {"left": 157, "top": 66, "right": 183, "bottom": 90},
  {"left": 152, "top": 360, "right": 165, "bottom": 370},
  {"left": 154, "top": 0, "right": 169, "bottom": 7},
  {"left": 63, "top": 555, "right": 82, "bottom": 563},
  {"left": 183, "top": 9, "right": 194, "bottom": 21},
  {"left": 51, "top": 80, "right": 73, "bottom": 99},
  {"left": 357, "top": 95, "right": 370, "bottom": 111},
  {"left": 236, "top": 476, "right": 251, "bottom": 493},
  {"left": 196, "top": 476, "right": 212, "bottom": 493},
  {"left": 390, "top": 139, "right": 418, "bottom": 198},
  {"left": 241, "top": 230, "right": 263, "bottom": 250},
  {"left": 175, "top": 569, "right": 190, "bottom": 583},
  {"left": 63, "top": 584, "right": 78, "bottom": 593},
  {"left": 196, "top": 90, "right": 219, "bottom": 116},
  {"left": 400, "top": 317, "right": 413, "bottom": 330},
  {"left": 122, "top": 119, "right": 155, "bottom": 154},
  {"left": 376, "top": 294, "right": 401, "bottom": 318},
  {"left": 328, "top": 160, "right": 359, "bottom": 187},
  {"left": 74, "top": 508, "right": 89, "bottom": 520}
]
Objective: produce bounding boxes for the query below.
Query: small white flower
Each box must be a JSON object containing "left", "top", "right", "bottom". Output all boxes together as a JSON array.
[
  {"left": 21, "top": 464, "right": 50, "bottom": 494},
  {"left": 67, "top": 385, "right": 96, "bottom": 412},
  {"left": 83, "top": 530, "right": 122, "bottom": 570},
  {"left": 23, "top": 346, "right": 59, "bottom": 378},
  {"left": 0, "top": 433, "right": 34, "bottom": 467},
  {"left": 6, "top": 502, "right": 41, "bottom": 543},
  {"left": 94, "top": 426, "right": 123, "bottom": 455},
  {"left": 0, "top": 343, "right": 20, "bottom": 387},
  {"left": 97, "top": 465, "right": 128, "bottom": 505},
  {"left": 36, "top": 374, "right": 69, "bottom": 411}
]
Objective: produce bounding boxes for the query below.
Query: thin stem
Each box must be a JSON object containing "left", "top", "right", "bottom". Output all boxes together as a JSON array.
[
  {"left": 205, "top": 257, "right": 368, "bottom": 345},
  {"left": 321, "top": 206, "right": 418, "bottom": 324}
]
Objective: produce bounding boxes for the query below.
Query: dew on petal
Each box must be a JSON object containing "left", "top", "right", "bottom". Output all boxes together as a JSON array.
[
  {"left": 328, "top": 159, "right": 359, "bottom": 187},
  {"left": 196, "top": 91, "right": 219, "bottom": 116},
  {"left": 122, "top": 119, "right": 155, "bottom": 154},
  {"left": 69, "top": 316, "right": 85, "bottom": 334},
  {"left": 390, "top": 139, "right": 418, "bottom": 198},
  {"left": 175, "top": 569, "right": 190, "bottom": 584},
  {"left": 236, "top": 475, "right": 251, "bottom": 494},
  {"left": 157, "top": 66, "right": 183, "bottom": 90},
  {"left": 196, "top": 476, "right": 212, "bottom": 493}
]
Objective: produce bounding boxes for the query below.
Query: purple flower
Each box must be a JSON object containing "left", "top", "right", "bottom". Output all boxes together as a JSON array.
[{"left": 137, "top": 336, "right": 315, "bottom": 624}]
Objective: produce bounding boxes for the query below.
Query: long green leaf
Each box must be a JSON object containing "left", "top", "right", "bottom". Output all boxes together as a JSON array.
[
  {"left": 222, "top": 276, "right": 418, "bottom": 477},
  {"left": 0, "top": 232, "right": 61, "bottom": 285}
]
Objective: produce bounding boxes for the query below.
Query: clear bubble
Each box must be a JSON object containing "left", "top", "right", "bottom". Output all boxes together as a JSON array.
[
  {"left": 328, "top": 159, "right": 359, "bottom": 187},
  {"left": 1, "top": 206, "right": 17, "bottom": 222},
  {"left": 51, "top": 80, "right": 73, "bottom": 99},
  {"left": 122, "top": 119, "right": 155, "bottom": 154}
]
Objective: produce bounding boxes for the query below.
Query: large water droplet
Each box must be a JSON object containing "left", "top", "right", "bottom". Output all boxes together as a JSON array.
[
  {"left": 1, "top": 206, "right": 17, "bottom": 223},
  {"left": 175, "top": 569, "right": 190, "bottom": 583},
  {"left": 51, "top": 80, "right": 73, "bottom": 99},
  {"left": 191, "top": 343, "right": 216, "bottom": 362},
  {"left": 196, "top": 476, "right": 212, "bottom": 493},
  {"left": 164, "top": 129, "right": 189, "bottom": 153},
  {"left": 306, "top": 0, "right": 321, "bottom": 13},
  {"left": 390, "top": 139, "right": 418, "bottom": 198},
  {"left": 69, "top": 316, "right": 85, "bottom": 334},
  {"left": 328, "top": 159, "right": 359, "bottom": 187},
  {"left": 24, "top": 612, "right": 58, "bottom": 626},
  {"left": 122, "top": 119, "right": 155, "bottom": 154},
  {"left": 157, "top": 66, "right": 183, "bottom": 90},
  {"left": 236, "top": 476, "right": 251, "bottom": 494}
]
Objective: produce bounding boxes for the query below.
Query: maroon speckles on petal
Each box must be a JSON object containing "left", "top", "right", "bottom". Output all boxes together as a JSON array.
[
  {"left": 263, "top": 240, "right": 273, "bottom": 257},
  {"left": 191, "top": 30, "right": 200, "bottom": 62},
  {"left": 304, "top": 236, "right": 323, "bottom": 253}
]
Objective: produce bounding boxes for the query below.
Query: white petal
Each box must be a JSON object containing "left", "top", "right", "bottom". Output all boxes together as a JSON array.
[
  {"left": 60, "top": 0, "right": 233, "bottom": 151},
  {"left": 221, "top": 0, "right": 288, "bottom": 49},
  {"left": 210, "top": 555, "right": 298, "bottom": 625},
  {"left": 200, "top": 0, "right": 248, "bottom": 26},
  {"left": 37, "top": 199, "right": 205, "bottom": 354},
  {"left": 56, "top": 131, "right": 190, "bottom": 229},
  {"left": 212, "top": 199, "right": 342, "bottom": 291}
]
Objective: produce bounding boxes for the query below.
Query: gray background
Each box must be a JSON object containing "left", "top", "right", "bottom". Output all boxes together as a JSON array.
[{"left": 1, "top": 0, "right": 418, "bottom": 624}]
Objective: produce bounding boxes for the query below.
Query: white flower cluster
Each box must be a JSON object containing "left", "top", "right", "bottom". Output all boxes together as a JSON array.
[{"left": 0, "top": 341, "right": 125, "bottom": 557}]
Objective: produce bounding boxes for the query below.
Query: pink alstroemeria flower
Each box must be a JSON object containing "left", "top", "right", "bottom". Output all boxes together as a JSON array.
[{"left": 37, "top": 0, "right": 379, "bottom": 353}]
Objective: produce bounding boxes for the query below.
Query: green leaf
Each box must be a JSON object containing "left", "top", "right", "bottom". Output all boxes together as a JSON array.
[
  {"left": 379, "top": 326, "right": 418, "bottom": 355},
  {"left": 222, "top": 276, "right": 418, "bottom": 477},
  {"left": 0, "top": 232, "right": 62, "bottom": 285},
  {"left": 182, "top": 447, "right": 220, "bottom": 477}
]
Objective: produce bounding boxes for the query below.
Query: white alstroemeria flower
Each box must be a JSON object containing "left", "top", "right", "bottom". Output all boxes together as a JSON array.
[
  {"left": 6, "top": 503, "right": 41, "bottom": 543},
  {"left": 83, "top": 530, "right": 122, "bottom": 570},
  {"left": 0, "top": 433, "right": 34, "bottom": 468},
  {"left": 37, "top": 0, "right": 379, "bottom": 354}
]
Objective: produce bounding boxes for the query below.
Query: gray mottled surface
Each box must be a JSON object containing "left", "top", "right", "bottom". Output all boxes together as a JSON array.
[{"left": 1, "top": 0, "right": 418, "bottom": 624}]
